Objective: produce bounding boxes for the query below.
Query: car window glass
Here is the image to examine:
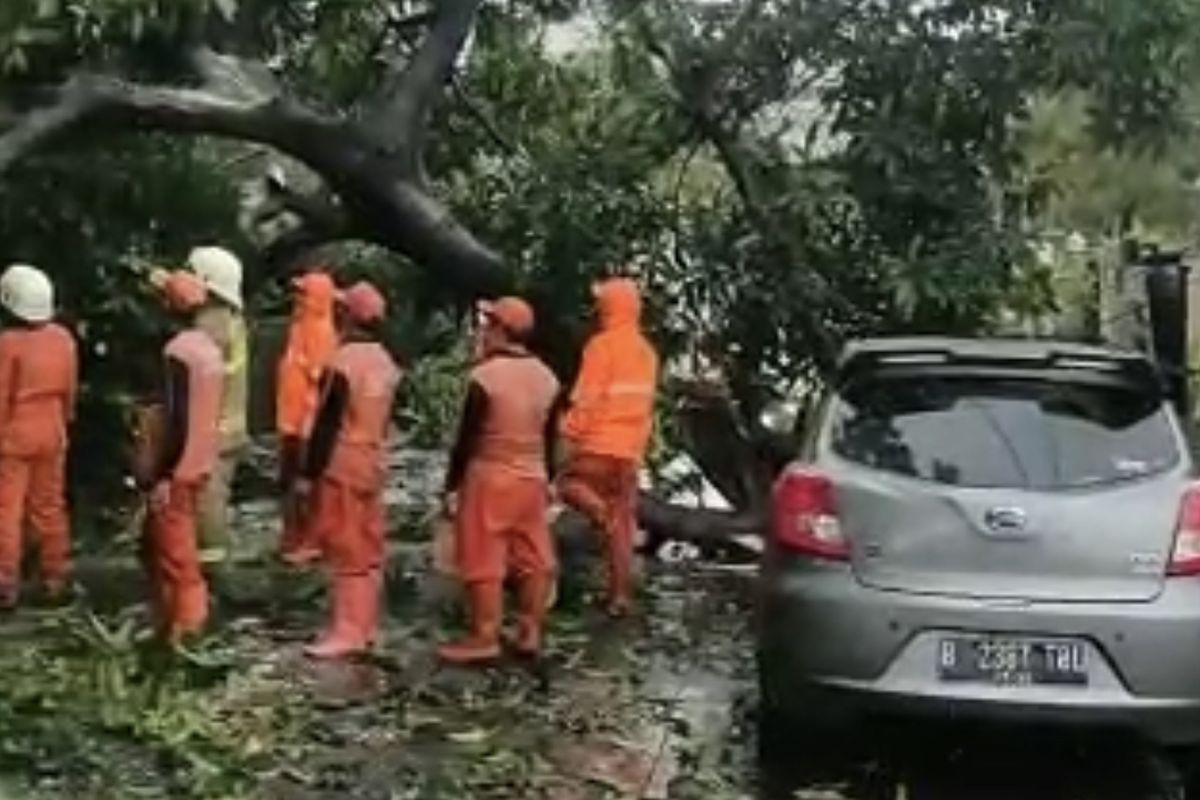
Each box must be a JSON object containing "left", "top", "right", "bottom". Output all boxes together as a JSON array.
[{"left": 832, "top": 377, "right": 1177, "bottom": 490}]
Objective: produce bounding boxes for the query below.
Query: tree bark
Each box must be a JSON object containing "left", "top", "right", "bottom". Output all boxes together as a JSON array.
[
  {"left": 637, "top": 492, "right": 765, "bottom": 552},
  {"left": 0, "top": 2, "right": 505, "bottom": 298}
]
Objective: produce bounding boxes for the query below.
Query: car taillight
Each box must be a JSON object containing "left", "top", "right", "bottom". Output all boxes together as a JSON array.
[
  {"left": 1169, "top": 485, "right": 1200, "bottom": 576},
  {"left": 771, "top": 468, "right": 849, "bottom": 560}
]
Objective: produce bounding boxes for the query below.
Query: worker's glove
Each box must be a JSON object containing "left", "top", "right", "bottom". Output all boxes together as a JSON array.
[{"left": 148, "top": 481, "right": 171, "bottom": 513}]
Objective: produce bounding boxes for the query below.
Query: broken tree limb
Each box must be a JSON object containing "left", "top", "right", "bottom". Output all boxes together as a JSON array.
[
  {"left": 0, "top": 74, "right": 335, "bottom": 175},
  {"left": 637, "top": 492, "right": 765, "bottom": 552},
  {"left": 366, "top": 0, "right": 484, "bottom": 155},
  {"left": 0, "top": 40, "right": 507, "bottom": 298}
]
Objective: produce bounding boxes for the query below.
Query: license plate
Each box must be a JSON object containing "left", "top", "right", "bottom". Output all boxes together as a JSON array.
[{"left": 937, "top": 637, "right": 1088, "bottom": 686}]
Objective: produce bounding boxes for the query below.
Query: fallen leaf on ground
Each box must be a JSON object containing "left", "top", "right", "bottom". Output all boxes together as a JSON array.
[{"left": 447, "top": 727, "right": 491, "bottom": 745}]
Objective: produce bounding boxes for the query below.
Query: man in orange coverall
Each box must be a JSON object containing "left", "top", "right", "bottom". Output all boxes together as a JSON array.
[
  {"left": 277, "top": 269, "right": 338, "bottom": 566},
  {"left": 142, "top": 270, "right": 224, "bottom": 644},
  {"left": 0, "top": 264, "right": 77, "bottom": 610},
  {"left": 439, "top": 297, "right": 562, "bottom": 665},
  {"left": 296, "top": 282, "right": 401, "bottom": 659},
  {"left": 559, "top": 277, "right": 659, "bottom": 617}
]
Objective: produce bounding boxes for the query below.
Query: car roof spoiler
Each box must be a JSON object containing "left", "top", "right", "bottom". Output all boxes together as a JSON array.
[{"left": 836, "top": 338, "right": 1163, "bottom": 391}]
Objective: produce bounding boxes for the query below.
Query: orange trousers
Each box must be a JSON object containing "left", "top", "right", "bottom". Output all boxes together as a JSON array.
[
  {"left": 279, "top": 435, "right": 321, "bottom": 560},
  {"left": 143, "top": 481, "right": 209, "bottom": 641},
  {"left": 0, "top": 451, "right": 71, "bottom": 599},
  {"left": 456, "top": 465, "right": 555, "bottom": 585},
  {"left": 558, "top": 453, "right": 638, "bottom": 606},
  {"left": 312, "top": 478, "right": 385, "bottom": 575}
]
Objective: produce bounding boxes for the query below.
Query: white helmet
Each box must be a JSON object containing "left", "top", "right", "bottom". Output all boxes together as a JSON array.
[
  {"left": 0, "top": 264, "right": 54, "bottom": 323},
  {"left": 187, "top": 246, "right": 243, "bottom": 310}
]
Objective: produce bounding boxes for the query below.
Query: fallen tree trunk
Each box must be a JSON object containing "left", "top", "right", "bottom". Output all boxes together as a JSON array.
[
  {"left": 636, "top": 492, "right": 765, "bottom": 553},
  {"left": 631, "top": 378, "right": 779, "bottom": 552}
]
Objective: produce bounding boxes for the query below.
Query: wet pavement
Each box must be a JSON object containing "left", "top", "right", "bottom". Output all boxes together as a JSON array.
[
  {"left": 0, "top": 447, "right": 1197, "bottom": 798},
  {"left": 1, "top": 550, "right": 1197, "bottom": 798}
]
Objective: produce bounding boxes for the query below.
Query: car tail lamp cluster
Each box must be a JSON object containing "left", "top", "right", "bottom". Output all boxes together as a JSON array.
[
  {"left": 771, "top": 468, "right": 850, "bottom": 560},
  {"left": 1169, "top": 485, "right": 1200, "bottom": 576}
]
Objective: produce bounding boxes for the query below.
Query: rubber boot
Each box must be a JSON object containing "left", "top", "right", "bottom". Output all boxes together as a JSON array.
[
  {"left": 155, "top": 582, "right": 177, "bottom": 641},
  {"left": 604, "top": 524, "right": 634, "bottom": 619},
  {"left": 363, "top": 567, "right": 383, "bottom": 645},
  {"left": 174, "top": 580, "right": 210, "bottom": 639},
  {"left": 512, "top": 573, "right": 553, "bottom": 658},
  {"left": 351, "top": 570, "right": 381, "bottom": 650},
  {"left": 305, "top": 573, "right": 370, "bottom": 659},
  {"left": 438, "top": 581, "right": 502, "bottom": 665}
]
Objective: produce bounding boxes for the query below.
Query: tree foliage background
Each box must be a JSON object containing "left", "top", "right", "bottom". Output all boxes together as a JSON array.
[{"left": 1, "top": 0, "right": 1199, "bottom": 520}]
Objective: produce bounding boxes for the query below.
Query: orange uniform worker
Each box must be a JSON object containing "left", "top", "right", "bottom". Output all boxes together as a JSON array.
[
  {"left": 559, "top": 277, "right": 658, "bottom": 617},
  {"left": 188, "top": 246, "right": 250, "bottom": 561},
  {"left": 141, "top": 270, "right": 224, "bottom": 643},
  {"left": 298, "top": 282, "right": 401, "bottom": 659},
  {"left": 439, "top": 297, "right": 562, "bottom": 664},
  {"left": 0, "top": 264, "right": 78, "bottom": 610},
  {"left": 277, "top": 270, "right": 339, "bottom": 566}
]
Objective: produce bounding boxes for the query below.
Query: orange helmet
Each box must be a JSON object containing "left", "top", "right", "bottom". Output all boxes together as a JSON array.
[
  {"left": 479, "top": 296, "right": 535, "bottom": 338},
  {"left": 154, "top": 269, "right": 208, "bottom": 312},
  {"left": 339, "top": 281, "right": 387, "bottom": 324}
]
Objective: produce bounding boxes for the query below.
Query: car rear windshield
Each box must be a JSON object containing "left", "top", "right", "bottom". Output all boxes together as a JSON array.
[{"left": 831, "top": 375, "right": 1179, "bottom": 490}]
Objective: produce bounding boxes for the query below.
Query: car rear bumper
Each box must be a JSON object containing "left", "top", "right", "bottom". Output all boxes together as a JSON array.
[
  {"left": 764, "top": 679, "right": 1200, "bottom": 745},
  {"left": 758, "top": 559, "right": 1200, "bottom": 745}
]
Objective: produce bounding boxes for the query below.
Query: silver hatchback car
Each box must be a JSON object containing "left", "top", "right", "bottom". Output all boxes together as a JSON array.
[{"left": 758, "top": 337, "right": 1200, "bottom": 746}]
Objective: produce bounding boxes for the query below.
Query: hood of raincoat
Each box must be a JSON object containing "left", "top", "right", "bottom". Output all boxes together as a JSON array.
[
  {"left": 593, "top": 278, "right": 642, "bottom": 330},
  {"left": 276, "top": 270, "right": 339, "bottom": 435},
  {"left": 293, "top": 271, "right": 336, "bottom": 320}
]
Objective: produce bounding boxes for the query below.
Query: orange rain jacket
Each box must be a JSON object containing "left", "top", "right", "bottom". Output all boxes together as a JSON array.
[
  {"left": 276, "top": 272, "right": 338, "bottom": 438},
  {"left": 0, "top": 323, "right": 77, "bottom": 597},
  {"left": 561, "top": 279, "right": 659, "bottom": 463}
]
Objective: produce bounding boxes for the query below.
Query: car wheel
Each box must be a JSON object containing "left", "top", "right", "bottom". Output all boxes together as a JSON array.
[
  {"left": 1162, "top": 747, "right": 1196, "bottom": 799},
  {"left": 755, "top": 694, "right": 792, "bottom": 762},
  {"left": 756, "top": 660, "right": 851, "bottom": 769}
]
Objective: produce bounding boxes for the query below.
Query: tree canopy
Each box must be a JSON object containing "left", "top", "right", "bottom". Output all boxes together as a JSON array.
[{"left": 2, "top": 0, "right": 1200, "bottom": 515}]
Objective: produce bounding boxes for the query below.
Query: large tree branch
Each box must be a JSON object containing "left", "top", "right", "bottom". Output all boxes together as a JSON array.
[
  {"left": 0, "top": 48, "right": 507, "bottom": 299},
  {"left": 188, "top": 47, "right": 281, "bottom": 105},
  {"left": 0, "top": 79, "right": 94, "bottom": 172},
  {"left": 240, "top": 168, "right": 355, "bottom": 270},
  {"left": 0, "top": 71, "right": 343, "bottom": 177},
  {"left": 365, "top": 0, "right": 483, "bottom": 154},
  {"left": 267, "top": 179, "right": 349, "bottom": 235},
  {"left": 367, "top": 180, "right": 508, "bottom": 296}
]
